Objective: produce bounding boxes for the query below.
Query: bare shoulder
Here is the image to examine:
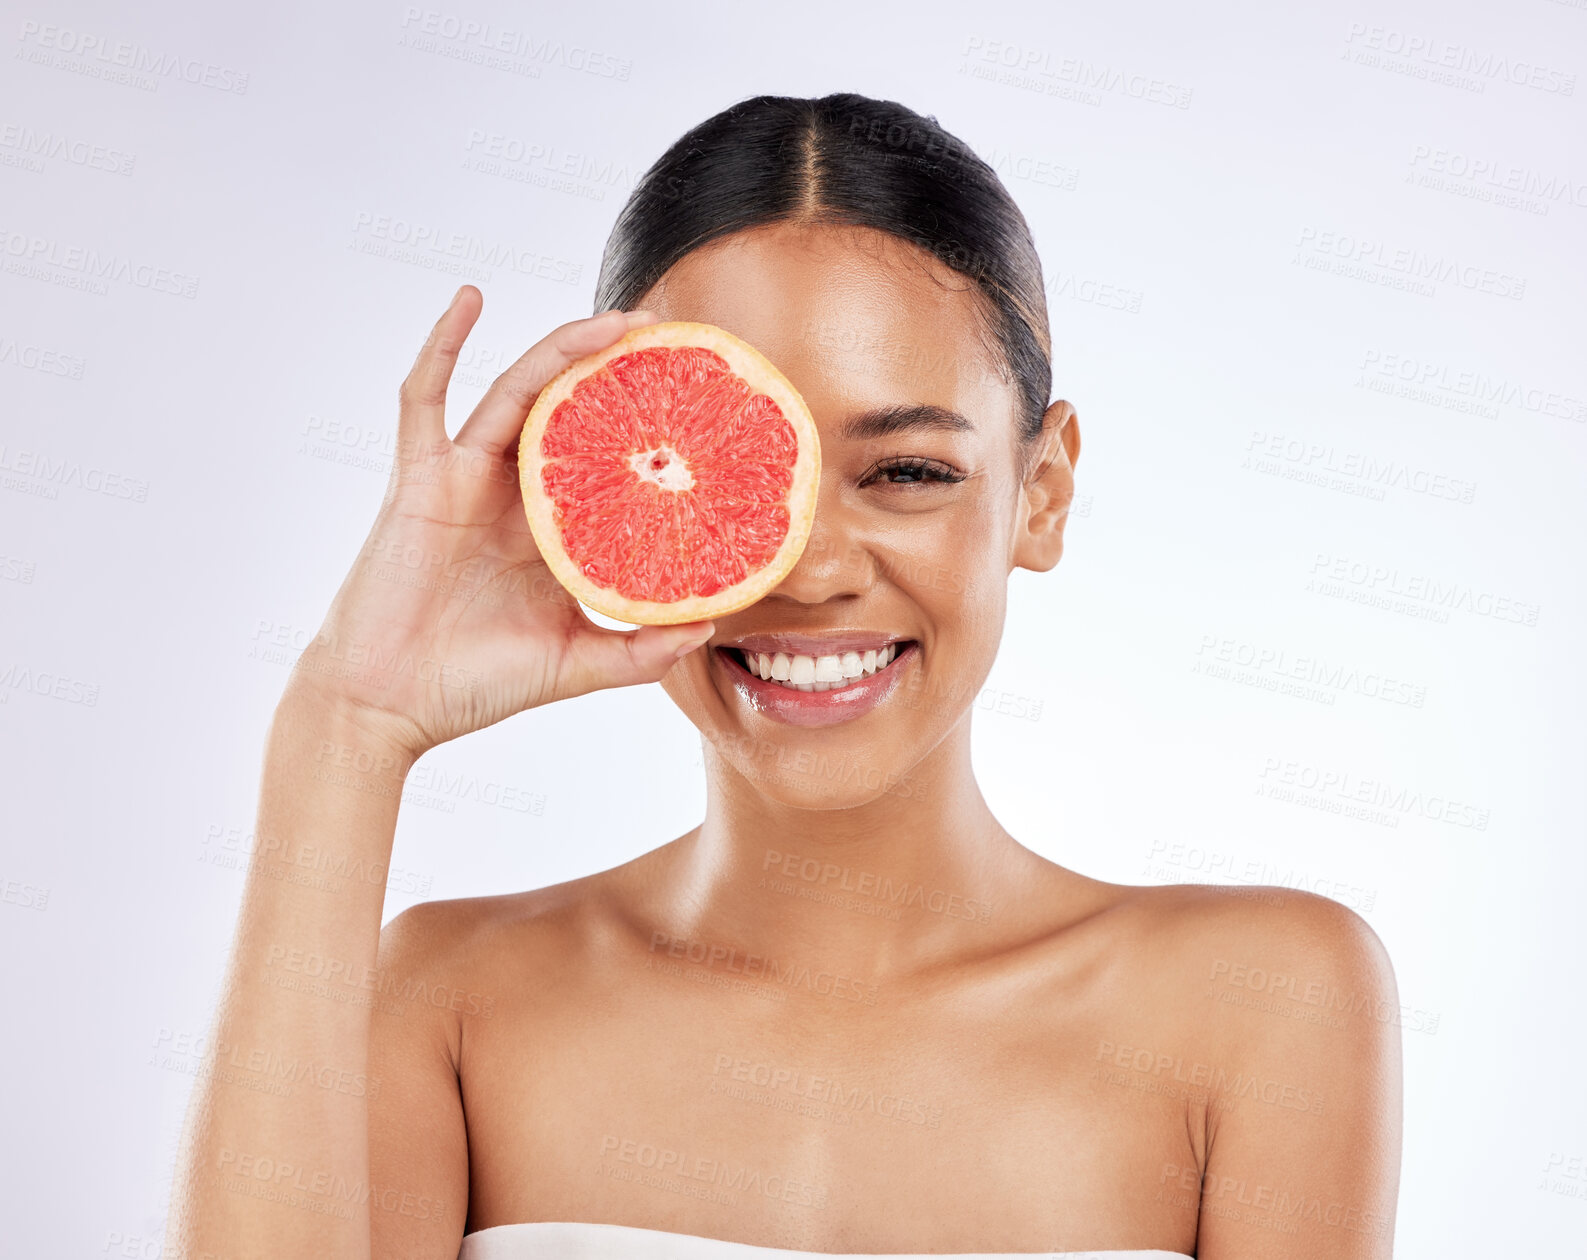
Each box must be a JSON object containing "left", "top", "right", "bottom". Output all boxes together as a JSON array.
[
  {"left": 1105, "top": 880, "right": 1396, "bottom": 1018},
  {"left": 382, "top": 866, "right": 619, "bottom": 941},
  {"left": 1093, "top": 877, "right": 1391, "bottom": 977},
  {"left": 1137, "top": 879, "right": 1389, "bottom": 970},
  {"left": 375, "top": 872, "right": 619, "bottom": 1012},
  {"left": 1083, "top": 889, "right": 1405, "bottom": 1252},
  {"left": 1088, "top": 879, "right": 1403, "bottom": 1106},
  {"left": 378, "top": 881, "right": 573, "bottom": 961}
]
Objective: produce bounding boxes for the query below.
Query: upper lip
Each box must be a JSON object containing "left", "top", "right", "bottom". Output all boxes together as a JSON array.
[{"left": 716, "top": 631, "right": 913, "bottom": 657}]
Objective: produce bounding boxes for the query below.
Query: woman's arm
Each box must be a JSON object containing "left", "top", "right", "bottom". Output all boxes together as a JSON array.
[
  {"left": 1191, "top": 893, "right": 1403, "bottom": 1259},
  {"left": 164, "top": 287, "right": 719, "bottom": 1260},
  {"left": 165, "top": 687, "right": 419, "bottom": 1258},
  {"left": 365, "top": 899, "right": 476, "bottom": 1257}
]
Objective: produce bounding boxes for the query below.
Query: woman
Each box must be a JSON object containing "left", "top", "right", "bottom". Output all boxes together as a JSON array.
[{"left": 167, "top": 92, "right": 1401, "bottom": 1259}]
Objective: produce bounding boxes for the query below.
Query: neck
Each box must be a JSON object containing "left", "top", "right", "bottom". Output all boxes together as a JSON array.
[{"left": 648, "top": 718, "right": 1046, "bottom": 982}]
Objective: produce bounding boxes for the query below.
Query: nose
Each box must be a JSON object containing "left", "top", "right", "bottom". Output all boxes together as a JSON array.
[{"left": 764, "top": 482, "right": 875, "bottom": 606}]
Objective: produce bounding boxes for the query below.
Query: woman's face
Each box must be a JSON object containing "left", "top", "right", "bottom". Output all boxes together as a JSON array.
[{"left": 643, "top": 220, "right": 1072, "bottom": 807}]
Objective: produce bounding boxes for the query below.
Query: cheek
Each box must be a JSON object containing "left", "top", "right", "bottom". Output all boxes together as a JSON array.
[
  {"left": 883, "top": 499, "right": 1010, "bottom": 605},
  {"left": 658, "top": 661, "right": 699, "bottom": 720},
  {"left": 661, "top": 654, "right": 732, "bottom": 737}
]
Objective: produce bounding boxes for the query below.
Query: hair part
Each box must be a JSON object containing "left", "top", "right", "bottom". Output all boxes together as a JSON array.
[{"left": 593, "top": 92, "right": 1053, "bottom": 449}]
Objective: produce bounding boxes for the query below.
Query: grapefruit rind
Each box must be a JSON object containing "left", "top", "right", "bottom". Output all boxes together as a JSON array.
[{"left": 518, "top": 320, "right": 821, "bottom": 627}]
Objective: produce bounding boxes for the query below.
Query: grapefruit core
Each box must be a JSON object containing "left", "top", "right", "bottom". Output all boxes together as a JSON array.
[{"left": 517, "top": 320, "right": 821, "bottom": 626}]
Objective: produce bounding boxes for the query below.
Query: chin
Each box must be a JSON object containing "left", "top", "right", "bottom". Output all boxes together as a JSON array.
[
  {"left": 664, "top": 640, "right": 961, "bottom": 810},
  {"left": 717, "top": 745, "right": 930, "bottom": 810}
]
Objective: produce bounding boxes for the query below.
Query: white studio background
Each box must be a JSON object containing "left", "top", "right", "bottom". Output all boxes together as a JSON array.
[{"left": 2, "top": 0, "right": 1583, "bottom": 1255}]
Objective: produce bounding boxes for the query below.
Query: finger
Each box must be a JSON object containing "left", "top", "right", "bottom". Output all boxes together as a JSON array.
[
  {"left": 397, "top": 285, "right": 481, "bottom": 456},
  {"left": 557, "top": 618, "right": 715, "bottom": 697},
  {"left": 453, "top": 307, "right": 657, "bottom": 457}
]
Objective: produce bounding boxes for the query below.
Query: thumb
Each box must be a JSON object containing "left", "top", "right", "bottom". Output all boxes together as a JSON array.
[{"left": 562, "top": 620, "right": 716, "bottom": 694}]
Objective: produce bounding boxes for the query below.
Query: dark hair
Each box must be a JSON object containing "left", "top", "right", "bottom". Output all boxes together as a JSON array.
[{"left": 593, "top": 92, "right": 1052, "bottom": 447}]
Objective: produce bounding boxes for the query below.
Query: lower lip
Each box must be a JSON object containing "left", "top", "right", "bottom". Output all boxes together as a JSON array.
[{"left": 714, "top": 643, "right": 918, "bottom": 728}]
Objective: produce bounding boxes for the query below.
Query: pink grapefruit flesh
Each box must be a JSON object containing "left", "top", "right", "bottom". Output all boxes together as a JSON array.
[{"left": 518, "top": 320, "right": 821, "bottom": 626}]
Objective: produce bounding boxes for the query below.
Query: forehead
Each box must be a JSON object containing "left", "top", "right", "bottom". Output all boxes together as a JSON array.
[{"left": 633, "top": 221, "right": 1015, "bottom": 438}]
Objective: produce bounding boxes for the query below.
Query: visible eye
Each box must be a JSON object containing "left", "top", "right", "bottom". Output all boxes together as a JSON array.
[{"left": 864, "top": 457, "right": 966, "bottom": 488}]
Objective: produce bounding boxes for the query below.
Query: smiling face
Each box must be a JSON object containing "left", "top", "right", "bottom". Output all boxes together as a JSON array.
[{"left": 642, "top": 219, "right": 1076, "bottom": 806}]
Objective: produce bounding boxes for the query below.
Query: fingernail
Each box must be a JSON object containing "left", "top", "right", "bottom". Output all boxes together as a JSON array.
[
  {"left": 449, "top": 285, "right": 466, "bottom": 309},
  {"left": 626, "top": 309, "right": 656, "bottom": 328},
  {"left": 673, "top": 633, "right": 712, "bottom": 660}
]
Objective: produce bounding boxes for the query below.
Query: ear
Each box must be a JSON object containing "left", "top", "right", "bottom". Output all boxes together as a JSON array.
[{"left": 1011, "top": 399, "right": 1081, "bottom": 574}]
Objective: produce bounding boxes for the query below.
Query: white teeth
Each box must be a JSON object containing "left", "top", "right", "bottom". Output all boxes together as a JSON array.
[{"left": 737, "top": 643, "right": 907, "bottom": 693}]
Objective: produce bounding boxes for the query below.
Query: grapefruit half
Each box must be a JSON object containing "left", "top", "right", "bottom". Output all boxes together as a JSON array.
[{"left": 518, "top": 321, "right": 820, "bottom": 625}]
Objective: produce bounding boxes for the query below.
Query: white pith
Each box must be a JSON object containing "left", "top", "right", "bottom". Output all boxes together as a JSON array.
[
  {"left": 629, "top": 444, "right": 694, "bottom": 492},
  {"left": 733, "top": 643, "right": 907, "bottom": 692}
]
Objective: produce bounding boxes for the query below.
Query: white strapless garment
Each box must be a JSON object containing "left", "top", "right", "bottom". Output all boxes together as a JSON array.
[{"left": 456, "top": 1221, "right": 1192, "bottom": 1259}]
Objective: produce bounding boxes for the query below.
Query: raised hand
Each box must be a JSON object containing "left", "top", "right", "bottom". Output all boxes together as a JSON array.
[{"left": 288, "top": 286, "right": 716, "bottom": 758}]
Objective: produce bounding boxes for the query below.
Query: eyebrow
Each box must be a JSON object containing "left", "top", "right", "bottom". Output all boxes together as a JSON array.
[{"left": 839, "top": 404, "right": 976, "bottom": 442}]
